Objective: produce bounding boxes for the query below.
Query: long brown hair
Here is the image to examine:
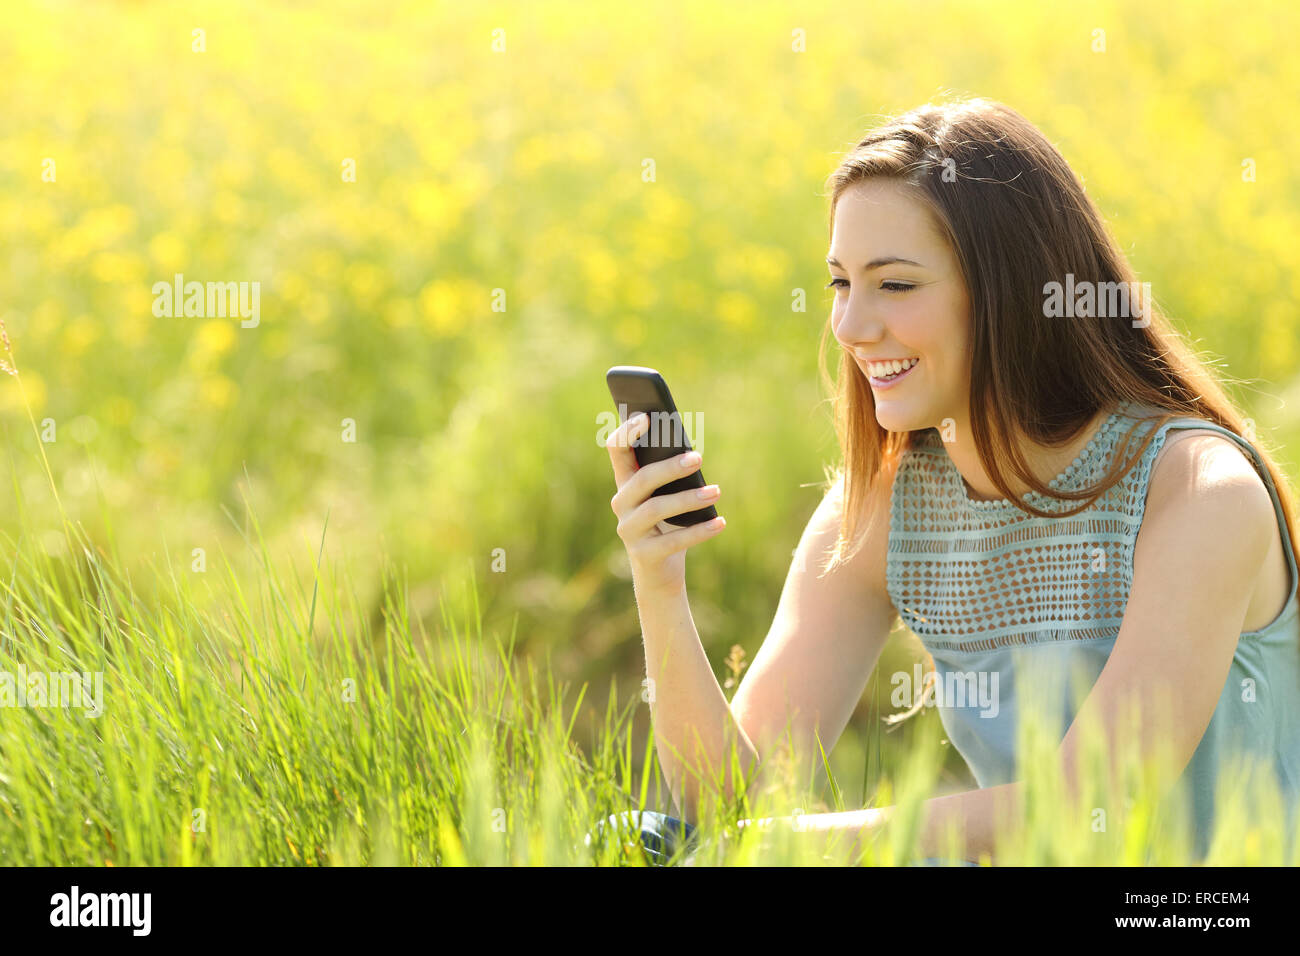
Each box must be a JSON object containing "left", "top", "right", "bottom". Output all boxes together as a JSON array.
[{"left": 817, "top": 97, "right": 1300, "bottom": 625}]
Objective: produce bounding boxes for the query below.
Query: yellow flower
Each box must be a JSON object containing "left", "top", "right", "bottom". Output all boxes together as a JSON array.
[
  {"left": 62, "top": 315, "right": 101, "bottom": 356},
  {"left": 346, "top": 262, "right": 386, "bottom": 304},
  {"left": 268, "top": 146, "right": 304, "bottom": 185},
  {"left": 104, "top": 395, "right": 134, "bottom": 427},
  {"left": 1261, "top": 303, "right": 1295, "bottom": 378},
  {"left": 642, "top": 189, "right": 689, "bottom": 230},
  {"left": 303, "top": 291, "right": 331, "bottom": 325},
  {"left": 409, "top": 183, "right": 456, "bottom": 231},
  {"left": 579, "top": 244, "right": 618, "bottom": 289},
  {"left": 278, "top": 272, "right": 308, "bottom": 305},
  {"left": 78, "top": 204, "right": 137, "bottom": 247},
  {"left": 0, "top": 370, "right": 46, "bottom": 415},
  {"left": 197, "top": 320, "right": 237, "bottom": 357},
  {"left": 615, "top": 316, "right": 644, "bottom": 347},
  {"left": 418, "top": 278, "right": 480, "bottom": 335},
  {"left": 514, "top": 135, "right": 556, "bottom": 177},
  {"left": 212, "top": 190, "right": 247, "bottom": 225},
  {"left": 118, "top": 315, "right": 149, "bottom": 348},
  {"left": 568, "top": 128, "right": 606, "bottom": 166},
  {"left": 90, "top": 251, "right": 145, "bottom": 285},
  {"left": 200, "top": 375, "right": 238, "bottom": 409},
  {"left": 148, "top": 233, "right": 187, "bottom": 273},
  {"left": 716, "top": 291, "right": 756, "bottom": 329}
]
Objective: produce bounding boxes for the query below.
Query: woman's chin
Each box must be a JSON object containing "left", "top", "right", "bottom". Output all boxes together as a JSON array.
[{"left": 871, "top": 398, "right": 922, "bottom": 432}]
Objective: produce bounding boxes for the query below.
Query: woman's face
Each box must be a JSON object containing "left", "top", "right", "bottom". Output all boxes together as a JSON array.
[{"left": 828, "top": 178, "right": 972, "bottom": 434}]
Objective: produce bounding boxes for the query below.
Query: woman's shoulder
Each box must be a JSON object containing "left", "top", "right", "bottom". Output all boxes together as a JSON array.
[
  {"left": 1105, "top": 404, "right": 1268, "bottom": 509},
  {"left": 1145, "top": 423, "right": 1272, "bottom": 513},
  {"left": 1141, "top": 422, "right": 1288, "bottom": 632},
  {"left": 1138, "top": 408, "right": 1275, "bottom": 535}
]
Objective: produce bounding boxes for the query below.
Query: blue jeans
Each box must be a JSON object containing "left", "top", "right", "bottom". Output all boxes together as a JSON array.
[
  {"left": 585, "top": 810, "right": 979, "bottom": 866},
  {"left": 585, "top": 810, "right": 701, "bottom": 866}
]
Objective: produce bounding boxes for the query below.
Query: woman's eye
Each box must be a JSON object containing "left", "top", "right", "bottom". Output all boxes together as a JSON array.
[{"left": 825, "top": 277, "right": 914, "bottom": 292}]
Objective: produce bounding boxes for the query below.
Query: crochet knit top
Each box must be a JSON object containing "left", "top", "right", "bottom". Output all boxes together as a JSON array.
[{"left": 886, "top": 399, "right": 1300, "bottom": 858}]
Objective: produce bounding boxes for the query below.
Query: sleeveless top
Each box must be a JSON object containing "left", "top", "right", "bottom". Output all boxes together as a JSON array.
[{"left": 886, "top": 399, "right": 1300, "bottom": 859}]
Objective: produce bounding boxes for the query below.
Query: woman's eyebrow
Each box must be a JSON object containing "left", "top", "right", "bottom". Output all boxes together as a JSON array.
[{"left": 826, "top": 255, "right": 925, "bottom": 270}]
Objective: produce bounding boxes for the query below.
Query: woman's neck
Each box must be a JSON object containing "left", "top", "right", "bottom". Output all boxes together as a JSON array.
[{"left": 943, "top": 404, "right": 1116, "bottom": 502}]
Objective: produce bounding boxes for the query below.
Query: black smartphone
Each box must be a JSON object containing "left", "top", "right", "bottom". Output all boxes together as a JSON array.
[{"left": 606, "top": 365, "right": 717, "bottom": 530}]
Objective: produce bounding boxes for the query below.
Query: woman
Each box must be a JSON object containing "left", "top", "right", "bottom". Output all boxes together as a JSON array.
[{"left": 597, "top": 97, "right": 1300, "bottom": 866}]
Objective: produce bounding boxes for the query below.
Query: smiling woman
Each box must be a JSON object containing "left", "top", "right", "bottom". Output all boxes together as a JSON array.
[
  {"left": 806, "top": 96, "right": 1300, "bottom": 861},
  {"left": 601, "top": 95, "right": 1300, "bottom": 866}
]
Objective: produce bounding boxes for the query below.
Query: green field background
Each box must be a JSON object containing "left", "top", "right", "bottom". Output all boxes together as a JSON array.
[{"left": 2, "top": 0, "right": 1298, "bottom": 808}]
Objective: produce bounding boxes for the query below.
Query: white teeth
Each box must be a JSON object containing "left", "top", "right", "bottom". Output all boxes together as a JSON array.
[{"left": 867, "top": 357, "right": 917, "bottom": 378}]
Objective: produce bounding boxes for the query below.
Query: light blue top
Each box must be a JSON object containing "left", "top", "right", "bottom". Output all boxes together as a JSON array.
[{"left": 886, "top": 399, "right": 1300, "bottom": 859}]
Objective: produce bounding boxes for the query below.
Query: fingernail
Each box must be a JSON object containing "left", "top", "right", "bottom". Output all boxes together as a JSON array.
[{"left": 679, "top": 452, "right": 701, "bottom": 467}]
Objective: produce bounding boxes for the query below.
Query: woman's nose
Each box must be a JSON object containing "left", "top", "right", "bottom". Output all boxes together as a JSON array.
[{"left": 833, "top": 302, "right": 886, "bottom": 352}]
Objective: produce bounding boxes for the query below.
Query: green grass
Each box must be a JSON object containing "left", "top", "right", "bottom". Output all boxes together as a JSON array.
[
  {"left": 0, "top": 362, "right": 1294, "bottom": 865},
  {"left": 2, "top": 0, "right": 1299, "bottom": 866},
  {"left": 1, "top": 493, "right": 1295, "bottom": 865}
]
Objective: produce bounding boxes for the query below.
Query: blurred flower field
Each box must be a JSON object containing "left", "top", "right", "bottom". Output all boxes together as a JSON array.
[{"left": 2, "top": 0, "right": 1299, "bottom": 843}]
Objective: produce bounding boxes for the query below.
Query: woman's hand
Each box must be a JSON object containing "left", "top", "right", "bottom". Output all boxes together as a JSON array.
[{"left": 605, "top": 412, "right": 726, "bottom": 595}]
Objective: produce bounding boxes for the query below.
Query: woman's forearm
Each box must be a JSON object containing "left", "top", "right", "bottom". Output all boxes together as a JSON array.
[
  {"left": 633, "top": 581, "right": 1026, "bottom": 852},
  {"left": 634, "top": 579, "right": 760, "bottom": 823}
]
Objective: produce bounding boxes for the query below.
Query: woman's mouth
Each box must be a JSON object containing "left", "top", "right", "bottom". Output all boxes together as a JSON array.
[{"left": 865, "top": 356, "right": 919, "bottom": 389}]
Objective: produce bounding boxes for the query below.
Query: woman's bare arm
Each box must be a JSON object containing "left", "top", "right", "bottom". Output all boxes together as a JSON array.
[
  {"left": 607, "top": 413, "right": 899, "bottom": 823},
  {"left": 729, "top": 470, "right": 899, "bottom": 805}
]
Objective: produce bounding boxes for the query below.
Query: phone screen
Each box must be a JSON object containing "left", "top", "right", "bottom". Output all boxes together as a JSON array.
[{"left": 606, "top": 365, "right": 717, "bottom": 528}]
